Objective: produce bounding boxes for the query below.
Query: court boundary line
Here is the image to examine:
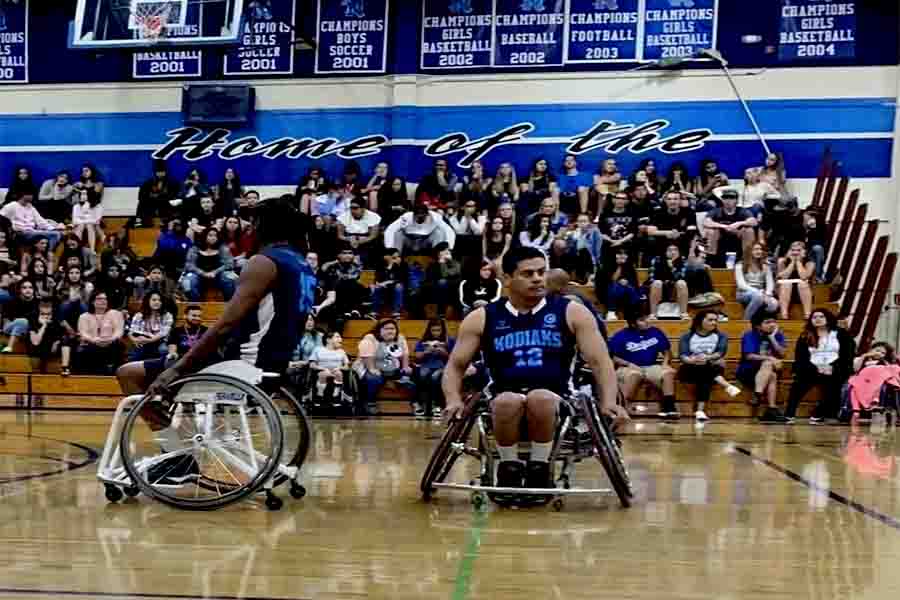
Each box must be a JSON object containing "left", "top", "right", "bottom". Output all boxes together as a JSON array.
[
  {"left": 451, "top": 508, "right": 488, "bottom": 600},
  {"left": 0, "top": 589, "right": 310, "bottom": 600},
  {"left": 735, "top": 446, "right": 900, "bottom": 532}
]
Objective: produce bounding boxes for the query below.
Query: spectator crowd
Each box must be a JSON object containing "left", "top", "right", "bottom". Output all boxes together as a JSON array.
[{"left": 0, "top": 152, "right": 886, "bottom": 424}]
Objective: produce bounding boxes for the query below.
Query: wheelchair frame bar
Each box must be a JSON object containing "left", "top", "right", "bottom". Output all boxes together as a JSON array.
[{"left": 433, "top": 482, "right": 614, "bottom": 496}]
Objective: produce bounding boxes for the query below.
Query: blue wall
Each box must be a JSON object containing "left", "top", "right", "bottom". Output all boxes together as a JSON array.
[{"left": 20, "top": 1, "right": 900, "bottom": 84}]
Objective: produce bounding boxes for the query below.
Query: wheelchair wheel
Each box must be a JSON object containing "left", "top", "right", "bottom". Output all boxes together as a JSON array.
[
  {"left": 119, "top": 374, "right": 284, "bottom": 511},
  {"left": 579, "top": 393, "right": 632, "bottom": 508},
  {"left": 269, "top": 386, "right": 311, "bottom": 490},
  {"left": 420, "top": 395, "right": 478, "bottom": 501}
]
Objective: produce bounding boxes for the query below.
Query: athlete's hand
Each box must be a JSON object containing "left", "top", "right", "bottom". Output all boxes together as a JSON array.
[
  {"left": 602, "top": 403, "right": 631, "bottom": 429},
  {"left": 145, "top": 367, "right": 181, "bottom": 401},
  {"left": 442, "top": 397, "right": 466, "bottom": 425}
]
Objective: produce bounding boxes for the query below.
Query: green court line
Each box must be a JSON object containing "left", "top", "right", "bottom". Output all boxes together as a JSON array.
[{"left": 451, "top": 508, "right": 488, "bottom": 600}]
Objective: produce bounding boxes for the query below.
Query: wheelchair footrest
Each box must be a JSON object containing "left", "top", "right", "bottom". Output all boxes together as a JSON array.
[{"left": 433, "top": 482, "right": 613, "bottom": 496}]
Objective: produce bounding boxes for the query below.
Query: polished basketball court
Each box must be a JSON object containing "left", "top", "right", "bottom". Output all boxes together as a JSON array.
[{"left": 0, "top": 411, "right": 898, "bottom": 600}]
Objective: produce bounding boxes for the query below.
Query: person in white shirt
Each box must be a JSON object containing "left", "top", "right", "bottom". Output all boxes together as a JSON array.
[
  {"left": 309, "top": 331, "right": 350, "bottom": 402},
  {"left": 0, "top": 191, "right": 64, "bottom": 249},
  {"left": 71, "top": 189, "right": 104, "bottom": 252},
  {"left": 336, "top": 199, "right": 381, "bottom": 267},
  {"left": 37, "top": 171, "right": 75, "bottom": 223},
  {"left": 383, "top": 204, "right": 455, "bottom": 256}
]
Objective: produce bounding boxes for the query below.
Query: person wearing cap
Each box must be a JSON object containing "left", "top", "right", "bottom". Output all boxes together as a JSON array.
[
  {"left": 703, "top": 188, "right": 757, "bottom": 267},
  {"left": 609, "top": 308, "right": 678, "bottom": 418},
  {"left": 737, "top": 312, "right": 788, "bottom": 423},
  {"left": 321, "top": 242, "right": 371, "bottom": 319},
  {"left": 382, "top": 204, "right": 455, "bottom": 257},
  {"left": 336, "top": 197, "right": 382, "bottom": 268}
]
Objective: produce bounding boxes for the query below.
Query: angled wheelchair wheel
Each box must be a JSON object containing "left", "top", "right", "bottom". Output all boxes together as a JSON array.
[
  {"left": 579, "top": 393, "right": 632, "bottom": 508},
  {"left": 420, "top": 395, "right": 479, "bottom": 501},
  {"left": 269, "top": 386, "right": 311, "bottom": 490},
  {"left": 119, "top": 374, "right": 284, "bottom": 511}
]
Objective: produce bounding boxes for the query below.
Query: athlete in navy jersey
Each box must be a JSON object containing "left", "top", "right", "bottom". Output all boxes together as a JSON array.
[
  {"left": 118, "top": 197, "right": 314, "bottom": 416},
  {"left": 443, "top": 246, "right": 627, "bottom": 491}
]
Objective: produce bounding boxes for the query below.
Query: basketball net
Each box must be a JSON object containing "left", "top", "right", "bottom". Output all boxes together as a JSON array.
[{"left": 134, "top": 4, "right": 171, "bottom": 43}]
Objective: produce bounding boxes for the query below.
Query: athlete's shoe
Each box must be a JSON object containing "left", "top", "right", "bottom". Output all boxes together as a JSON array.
[{"left": 496, "top": 461, "right": 524, "bottom": 489}]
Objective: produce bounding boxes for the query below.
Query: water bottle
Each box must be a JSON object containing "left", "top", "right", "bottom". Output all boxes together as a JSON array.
[{"left": 726, "top": 252, "right": 737, "bottom": 270}]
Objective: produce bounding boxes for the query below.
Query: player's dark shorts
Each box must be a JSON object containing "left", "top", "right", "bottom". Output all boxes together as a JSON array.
[{"left": 143, "top": 357, "right": 175, "bottom": 382}]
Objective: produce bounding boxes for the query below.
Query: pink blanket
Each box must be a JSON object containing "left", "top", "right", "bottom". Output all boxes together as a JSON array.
[{"left": 848, "top": 364, "right": 900, "bottom": 411}]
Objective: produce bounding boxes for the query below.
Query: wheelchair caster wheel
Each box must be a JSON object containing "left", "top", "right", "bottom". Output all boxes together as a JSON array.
[
  {"left": 471, "top": 492, "right": 487, "bottom": 510},
  {"left": 123, "top": 486, "right": 140, "bottom": 498},
  {"left": 265, "top": 492, "right": 283, "bottom": 511},
  {"left": 552, "top": 499, "right": 565, "bottom": 512},
  {"left": 289, "top": 483, "right": 306, "bottom": 499},
  {"left": 557, "top": 477, "right": 570, "bottom": 490},
  {"left": 104, "top": 484, "right": 123, "bottom": 503}
]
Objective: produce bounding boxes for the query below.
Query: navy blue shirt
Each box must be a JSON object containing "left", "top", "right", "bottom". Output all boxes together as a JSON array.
[
  {"left": 737, "top": 329, "right": 786, "bottom": 378},
  {"left": 609, "top": 327, "right": 670, "bottom": 368},
  {"left": 481, "top": 296, "right": 576, "bottom": 396}
]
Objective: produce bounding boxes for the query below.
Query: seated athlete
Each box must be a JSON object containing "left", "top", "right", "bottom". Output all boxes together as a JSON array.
[
  {"left": 117, "top": 197, "right": 314, "bottom": 468},
  {"left": 442, "top": 246, "right": 628, "bottom": 491}
]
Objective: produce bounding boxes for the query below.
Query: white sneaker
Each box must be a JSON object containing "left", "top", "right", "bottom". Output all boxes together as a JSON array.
[
  {"left": 605, "top": 311, "right": 617, "bottom": 321},
  {"left": 695, "top": 409, "right": 709, "bottom": 422},
  {"left": 725, "top": 384, "right": 741, "bottom": 398}
]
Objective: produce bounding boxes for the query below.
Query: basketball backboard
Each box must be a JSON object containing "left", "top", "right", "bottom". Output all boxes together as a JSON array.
[{"left": 70, "top": 0, "right": 245, "bottom": 48}]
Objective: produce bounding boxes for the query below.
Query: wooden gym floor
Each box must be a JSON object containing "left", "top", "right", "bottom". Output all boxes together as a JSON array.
[{"left": 0, "top": 412, "right": 899, "bottom": 600}]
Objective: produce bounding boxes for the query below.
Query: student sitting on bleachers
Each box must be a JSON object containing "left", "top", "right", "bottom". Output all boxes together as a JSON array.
[
  {"left": 133, "top": 264, "right": 179, "bottom": 314},
  {"left": 458, "top": 259, "right": 502, "bottom": 314},
  {"left": 371, "top": 247, "right": 407, "bottom": 319},
  {"left": 27, "top": 300, "right": 68, "bottom": 374},
  {"left": 127, "top": 291, "right": 173, "bottom": 361},
  {"left": 594, "top": 247, "right": 640, "bottom": 322},
  {"left": 703, "top": 188, "right": 757, "bottom": 267},
  {"left": 413, "top": 318, "right": 454, "bottom": 419},
  {"left": 0, "top": 190, "right": 65, "bottom": 250},
  {"left": 71, "top": 187, "right": 104, "bottom": 252},
  {"left": 0, "top": 229, "right": 16, "bottom": 275},
  {"left": 384, "top": 204, "right": 455, "bottom": 257},
  {"left": 646, "top": 243, "right": 690, "bottom": 320},
  {"left": 598, "top": 191, "right": 638, "bottom": 255},
  {"left": 59, "top": 233, "right": 98, "bottom": 280},
  {"left": 152, "top": 218, "right": 193, "bottom": 278},
  {"left": 424, "top": 242, "right": 461, "bottom": 319},
  {"left": 678, "top": 310, "right": 742, "bottom": 422},
  {"left": 99, "top": 232, "right": 138, "bottom": 281},
  {"left": 288, "top": 314, "right": 324, "bottom": 384},
  {"left": 186, "top": 196, "right": 219, "bottom": 242},
  {"left": 180, "top": 227, "right": 237, "bottom": 302},
  {"left": 74, "top": 289, "right": 125, "bottom": 375},
  {"left": 37, "top": 170, "right": 75, "bottom": 224},
  {"left": 56, "top": 265, "right": 92, "bottom": 331},
  {"left": 482, "top": 215, "right": 512, "bottom": 271},
  {"left": 735, "top": 242, "right": 779, "bottom": 320},
  {"left": 219, "top": 216, "right": 254, "bottom": 273},
  {"left": 776, "top": 240, "right": 815, "bottom": 320},
  {"left": 309, "top": 331, "right": 350, "bottom": 406},
  {"left": 96, "top": 263, "right": 130, "bottom": 312},
  {"left": 27, "top": 257, "right": 55, "bottom": 302},
  {"left": 737, "top": 311, "right": 788, "bottom": 423},
  {"left": 565, "top": 213, "right": 603, "bottom": 284},
  {"left": 20, "top": 237, "right": 54, "bottom": 279},
  {"left": 353, "top": 318, "right": 414, "bottom": 416},
  {"left": 322, "top": 243, "right": 370, "bottom": 320},
  {"left": 609, "top": 308, "right": 679, "bottom": 419},
  {"left": 2, "top": 279, "right": 38, "bottom": 353},
  {"left": 337, "top": 198, "right": 382, "bottom": 268},
  {"left": 135, "top": 161, "right": 179, "bottom": 227}
]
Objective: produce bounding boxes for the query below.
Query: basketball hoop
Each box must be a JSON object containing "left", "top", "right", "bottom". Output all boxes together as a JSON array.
[{"left": 134, "top": 4, "right": 171, "bottom": 43}]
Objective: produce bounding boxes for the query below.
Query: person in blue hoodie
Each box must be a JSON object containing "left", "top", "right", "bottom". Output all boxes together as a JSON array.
[{"left": 152, "top": 218, "right": 193, "bottom": 278}]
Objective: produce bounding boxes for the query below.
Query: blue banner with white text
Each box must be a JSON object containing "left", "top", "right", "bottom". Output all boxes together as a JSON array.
[
  {"left": 224, "top": 0, "right": 296, "bottom": 75},
  {"left": 315, "top": 0, "right": 389, "bottom": 74},
  {"left": 493, "top": 0, "right": 565, "bottom": 68},
  {"left": 778, "top": 0, "right": 856, "bottom": 61},
  {"left": 566, "top": 0, "right": 641, "bottom": 63},
  {"left": 421, "top": 0, "right": 494, "bottom": 70},
  {"left": 642, "top": 0, "right": 717, "bottom": 62},
  {"left": 134, "top": 50, "right": 202, "bottom": 79},
  {"left": 0, "top": 0, "right": 27, "bottom": 84}
]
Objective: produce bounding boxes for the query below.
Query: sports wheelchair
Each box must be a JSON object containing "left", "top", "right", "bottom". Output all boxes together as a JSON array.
[
  {"left": 97, "top": 361, "right": 311, "bottom": 511},
  {"left": 420, "top": 390, "right": 632, "bottom": 510}
]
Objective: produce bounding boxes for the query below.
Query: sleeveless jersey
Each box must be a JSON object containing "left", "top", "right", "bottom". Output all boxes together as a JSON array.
[
  {"left": 234, "top": 243, "right": 312, "bottom": 373},
  {"left": 481, "top": 295, "right": 577, "bottom": 396}
]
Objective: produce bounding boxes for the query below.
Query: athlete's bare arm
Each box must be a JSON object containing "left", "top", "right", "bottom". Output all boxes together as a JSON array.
[
  {"left": 442, "top": 307, "right": 486, "bottom": 422},
  {"left": 567, "top": 301, "right": 630, "bottom": 424},
  {"left": 145, "top": 254, "right": 277, "bottom": 398}
]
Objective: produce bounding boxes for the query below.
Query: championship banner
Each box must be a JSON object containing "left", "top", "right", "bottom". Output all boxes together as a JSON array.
[
  {"left": 315, "top": 0, "right": 389, "bottom": 74},
  {"left": 134, "top": 50, "right": 202, "bottom": 79},
  {"left": 0, "top": 0, "right": 27, "bottom": 84},
  {"left": 224, "top": 0, "right": 296, "bottom": 75},
  {"left": 421, "top": 0, "right": 494, "bottom": 70},
  {"left": 493, "top": 0, "right": 565, "bottom": 68},
  {"left": 565, "top": 0, "right": 641, "bottom": 63},
  {"left": 778, "top": 0, "right": 855, "bottom": 61},
  {"left": 642, "top": 0, "right": 717, "bottom": 63}
]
